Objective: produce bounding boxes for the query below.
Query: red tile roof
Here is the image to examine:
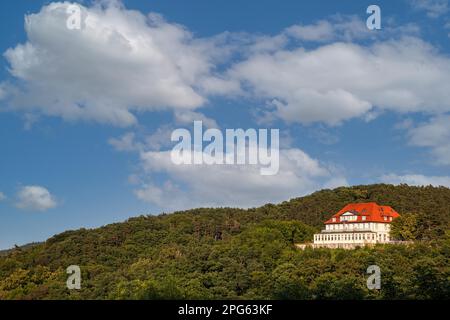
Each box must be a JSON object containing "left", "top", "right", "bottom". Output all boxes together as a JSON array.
[{"left": 324, "top": 202, "right": 400, "bottom": 224}]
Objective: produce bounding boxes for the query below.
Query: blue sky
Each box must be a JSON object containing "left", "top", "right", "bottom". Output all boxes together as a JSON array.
[{"left": 0, "top": 0, "right": 449, "bottom": 249}]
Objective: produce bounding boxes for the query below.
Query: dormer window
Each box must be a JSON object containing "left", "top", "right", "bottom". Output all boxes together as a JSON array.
[
  {"left": 340, "top": 212, "right": 357, "bottom": 222},
  {"left": 332, "top": 218, "right": 336, "bottom": 222}
]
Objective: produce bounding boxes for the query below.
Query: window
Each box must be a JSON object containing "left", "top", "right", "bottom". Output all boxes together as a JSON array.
[
  {"left": 362, "top": 216, "right": 366, "bottom": 221},
  {"left": 340, "top": 213, "right": 357, "bottom": 222}
]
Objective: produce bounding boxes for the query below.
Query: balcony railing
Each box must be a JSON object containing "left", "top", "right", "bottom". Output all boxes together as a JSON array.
[{"left": 320, "top": 229, "right": 375, "bottom": 233}]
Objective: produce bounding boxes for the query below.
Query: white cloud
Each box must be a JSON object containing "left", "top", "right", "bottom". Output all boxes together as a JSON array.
[
  {"left": 0, "top": 192, "right": 6, "bottom": 202},
  {"left": 174, "top": 110, "right": 218, "bottom": 129},
  {"left": 284, "top": 15, "right": 420, "bottom": 43},
  {"left": 108, "top": 132, "right": 139, "bottom": 152},
  {"left": 16, "top": 185, "right": 57, "bottom": 211},
  {"left": 286, "top": 20, "right": 336, "bottom": 42},
  {"left": 134, "top": 147, "right": 347, "bottom": 210},
  {"left": 109, "top": 125, "right": 178, "bottom": 152},
  {"left": 285, "top": 16, "right": 371, "bottom": 43},
  {"left": 2, "top": 1, "right": 223, "bottom": 126},
  {"left": 410, "top": 0, "right": 449, "bottom": 18},
  {"left": 380, "top": 173, "right": 450, "bottom": 187},
  {"left": 228, "top": 37, "right": 450, "bottom": 125},
  {"left": 143, "top": 126, "right": 175, "bottom": 151},
  {"left": 1, "top": 3, "right": 445, "bottom": 128},
  {"left": 407, "top": 115, "right": 450, "bottom": 165}
]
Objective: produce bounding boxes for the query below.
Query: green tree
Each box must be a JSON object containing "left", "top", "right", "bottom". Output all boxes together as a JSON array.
[{"left": 390, "top": 213, "right": 419, "bottom": 240}]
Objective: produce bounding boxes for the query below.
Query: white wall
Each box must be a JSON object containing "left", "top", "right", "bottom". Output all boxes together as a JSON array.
[{"left": 313, "top": 222, "right": 392, "bottom": 244}]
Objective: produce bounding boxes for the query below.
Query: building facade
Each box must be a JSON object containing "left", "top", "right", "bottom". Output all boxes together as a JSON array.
[{"left": 312, "top": 202, "right": 400, "bottom": 249}]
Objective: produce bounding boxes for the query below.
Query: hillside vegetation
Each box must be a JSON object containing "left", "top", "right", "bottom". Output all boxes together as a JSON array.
[{"left": 0, "top": 184, "right": 449, "bottom": 300}]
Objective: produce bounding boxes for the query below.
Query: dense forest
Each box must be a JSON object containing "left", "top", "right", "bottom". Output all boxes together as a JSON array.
[{"left": 0, "top": 184, "right": 449, "bottom": 300}]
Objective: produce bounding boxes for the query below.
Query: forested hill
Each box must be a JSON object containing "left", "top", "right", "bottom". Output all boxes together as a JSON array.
[{"left": 0, "top": 184, "right": 449, "bottom": 300}]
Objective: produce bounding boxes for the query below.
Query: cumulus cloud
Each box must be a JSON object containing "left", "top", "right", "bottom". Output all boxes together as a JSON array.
[
  {"left": 410, "top": 0, "right": 449, "bottom": 18},
  {"left": 108, "top": 132, "right": 139, "bottom": 152},
  {"left": 109, "top": 125, "right": 177, "bottom": 152},
  {"left": 286, "top": 20, "right": 335, "bottom": 42},
  {"left": 2, "top": 2, "right": 447, "bottom": 128},
  {"left": 16, "top": 185, "right": 57, "bottom": 211},
  {"left": 227, "top": 37, "right": 450, "bottom": 125},
  {"left": 174, "top": 110, "right": 218, "bottom": 129},
  {"left": 252, "top": 15, "right": 418, "bottom": 45},
  {"left": 133, "top": 147, "right": 347, "bottom": 210},
  {"left": 380, "top": 173, "right": 450, "bottom": 187},
  {"left": 144, "top": 126, "right": 178, "bottom": 151},
  {"left": 406, "top": 115, "right": 450, "bottom": 165},
  {"left": 285, "top": 16, "right": 372, "bottom": 43},
  {"left": 2, "top": 1, "right": 223, "bottom": 126}
]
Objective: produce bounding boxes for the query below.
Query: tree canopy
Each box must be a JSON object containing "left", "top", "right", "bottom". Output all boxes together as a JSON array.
[{"left": 0, "top": 184, "right": 449, "bottom": 300}]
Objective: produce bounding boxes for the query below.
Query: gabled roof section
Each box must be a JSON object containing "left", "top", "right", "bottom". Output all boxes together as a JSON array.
[{"left": 324, "top": 202, "right": 400, "bottom": 224}]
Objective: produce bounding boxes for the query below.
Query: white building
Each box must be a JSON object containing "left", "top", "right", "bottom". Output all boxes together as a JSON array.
[{"left": 312, "top": 202, "right": 400, "bottom": 249}]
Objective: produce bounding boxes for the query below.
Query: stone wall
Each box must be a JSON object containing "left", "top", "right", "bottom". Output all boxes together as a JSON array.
[{"left": 295, "top": 241, "right": 413, "bottom": 250}]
